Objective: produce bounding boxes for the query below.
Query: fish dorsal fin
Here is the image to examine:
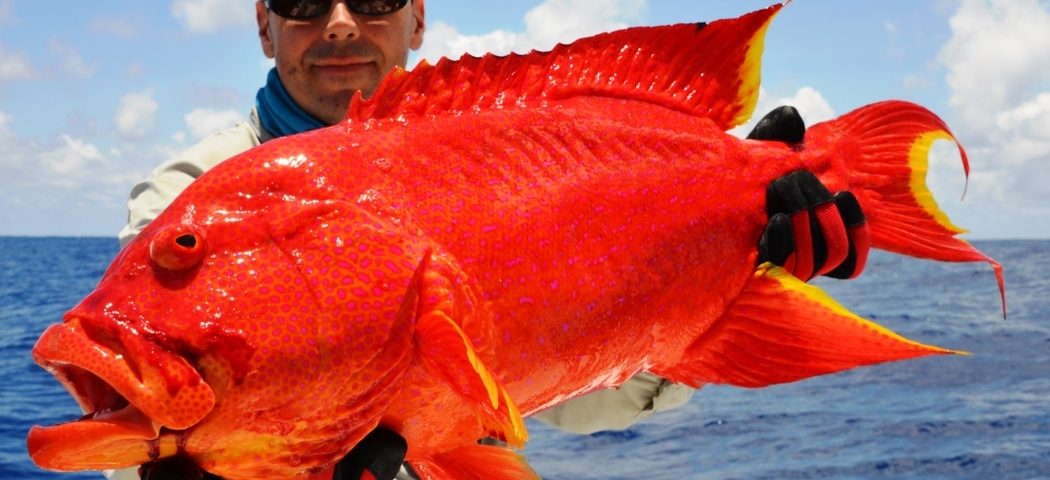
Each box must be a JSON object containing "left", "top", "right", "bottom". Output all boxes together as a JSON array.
[
  {"left": 656, "top": 264, "right": 960, "bottom": 389},
  {"left": 346, "top": 4, "right": 783, "bottom": 130}
]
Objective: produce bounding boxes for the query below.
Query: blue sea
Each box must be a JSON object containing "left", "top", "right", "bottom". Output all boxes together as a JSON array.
[{"left": 1, "top": 237, "right": 1047, "bottom": 479}]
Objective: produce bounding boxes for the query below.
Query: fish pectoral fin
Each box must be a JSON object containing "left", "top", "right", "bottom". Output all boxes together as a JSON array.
[
  {"left": 415, "top": 310, "right": 527, "bottom": 448},
  {"left": 656, "top": 263, "right": 961, "bottom": 389}
]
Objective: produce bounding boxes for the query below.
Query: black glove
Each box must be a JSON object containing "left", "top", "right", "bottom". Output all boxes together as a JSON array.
[
  {"left": 332, "top": 426, "right": 408, "bottom": 480},
  {"left": 138, "top": 457, "right": 219, "bottom": 480},
  {"left": 750, "top": 106, "right": 870, "bottom": 281},
  {"left": 137, "top": 427, "right": 408, "bottom": 480}
]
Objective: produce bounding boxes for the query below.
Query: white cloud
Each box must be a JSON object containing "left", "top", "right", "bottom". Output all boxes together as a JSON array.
[
  {"left": 50, "top": 39, "right": 97, "bottom": 79},
  {"left": 0, "top": 109, "right": 11, "bottom": 133},
  {"left": 521, "top": 0, "right": 645, "bottom": 49},
  {"left": 171, "top": 0, "right": 254, "bottom": 33},
  {"left": 939, "top": 0, "right": 1050, "bottom": 133},
  {"left": 984, "top": 92, "right": 1050, "bottom": 178},
  {"left": 0, "top": 42, "right": 34, "bottom": 81},
  {"left": 0, "top": 118, "right": 172, "bottom": 235},
  {"left": 115, "top": 89, "right": 159, "bottom": 139},
  {"left": 184, "top": 108, "right": 245, "bottom": 140},
  {"left": 0, "top": 110, "right": 25, "bottom": 169},
  {"left": 40, "top": 134, "right": 104, "bottom": 178},
  {"left": 935, "top": 0, "right": 1050, "bottom": 236},
  {"left": 415, "top": 21, "right": 523, "bottom": 62},
  {"left": 729, "top": 86, "right": 835, "bottom": 138},
  {"left": 416, "top": 0, "right": 646, "bottom": 62}
]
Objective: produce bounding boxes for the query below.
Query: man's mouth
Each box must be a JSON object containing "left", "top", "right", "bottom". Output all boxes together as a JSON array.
[
  {"left": 313, "top": 59, "right": 375, "bottom": 75},
  {"left": 27, "top": 318, "right": 215, "bottom": 471}
]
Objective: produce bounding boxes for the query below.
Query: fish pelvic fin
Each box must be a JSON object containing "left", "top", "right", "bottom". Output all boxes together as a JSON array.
[
  {"left": 656, "top": 263, "right": 960, "bottom": 389},
  {"left": 411, "top": 443, "right": 539, "bottom": 480},
  {"left": 347, "top": 4, "right": 784, "bottom": 130},
  {"left": 410, "top": 253, "right": 527, "bottom": 449},
  {"left": 806, "top": 100, "right": 1005, "bottom": 314}
]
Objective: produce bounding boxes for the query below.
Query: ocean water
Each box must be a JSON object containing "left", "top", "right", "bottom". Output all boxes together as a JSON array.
[{"left": 1, "top": 237, "right": 1047, "bottom": 479}]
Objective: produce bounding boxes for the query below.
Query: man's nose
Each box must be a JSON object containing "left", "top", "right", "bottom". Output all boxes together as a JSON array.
[{"left": 324, "top": 0, "right": 361, "bottom": 41}]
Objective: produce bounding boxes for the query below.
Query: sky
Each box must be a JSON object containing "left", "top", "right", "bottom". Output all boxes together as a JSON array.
[{"left": 0, "top": 0, "right": 1047, "bottom": 239}]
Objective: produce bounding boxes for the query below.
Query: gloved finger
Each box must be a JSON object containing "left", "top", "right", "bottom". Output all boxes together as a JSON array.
[
  {"left": 333, "top": 427, "right": 408, "bottom": 480},
  {"left": 771, "top": 170, "right": 838, "bottom": 280},
  {"left": 825, "top": 192, "right": 870, "bottom": 279},
  {"left": 757, "top": 212, "right": 794, "bottom": 266},
  {"left": 747, "top": 105, "right": 805, "bottom": 143},
  {"left": 766, "top": 171, "right": 810, "bottom": 217},
  {"left": 788, "top": 208, "right": 816, "bottom": 280},
  {"left": 765, "top": 170, "right": 833, "bottom": 216},
  {"left": 811, "top": 200, "right": 848, "bottom": 277}
]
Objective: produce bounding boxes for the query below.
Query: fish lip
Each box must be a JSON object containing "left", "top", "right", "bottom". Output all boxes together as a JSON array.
[{"left": 31, "top": 317, "right": 216, "bottom": 432}]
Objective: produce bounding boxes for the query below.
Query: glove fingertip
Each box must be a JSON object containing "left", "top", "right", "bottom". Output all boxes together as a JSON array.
[
  {"left": 825, "top": 223, "right": 871, "bottom": 279},
  {"left": 793, "top": 170, "right": 833, "bottom": 204},
  {"left": 833, "top": 191, "right": 866, "bottom": 227}
]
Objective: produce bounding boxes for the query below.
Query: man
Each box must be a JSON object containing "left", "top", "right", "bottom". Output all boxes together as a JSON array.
[
  {"left": 120, "top": 0, "right": 425, "bottom": 245},
  {"left": 117, "top": 1, "right": 868, "bottom": 478}
]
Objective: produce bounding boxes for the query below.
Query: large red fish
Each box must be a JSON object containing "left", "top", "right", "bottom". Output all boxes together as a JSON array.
[{"left": 28, "top": 4, "right": 1002, "bottom": 479}]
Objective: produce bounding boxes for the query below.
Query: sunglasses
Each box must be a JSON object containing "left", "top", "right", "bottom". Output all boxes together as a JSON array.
[{"left": 265, "top": 0, "right": 409, "bottom": 20}]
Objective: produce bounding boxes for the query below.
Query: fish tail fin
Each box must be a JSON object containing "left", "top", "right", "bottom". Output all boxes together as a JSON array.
[
  {"left": 656, "top": 263, "right": 962, "bottom": 389},
  {"left": 807, "top": 100, "right": 1005, "bottom": 312},
  {"left": 411, "top": 443, "right": 539, "bottom": 480}
]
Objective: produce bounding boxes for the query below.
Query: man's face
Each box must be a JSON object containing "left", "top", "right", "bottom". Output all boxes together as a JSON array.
[{"left": 257, "top": 0, "right": 425, "bottom": 125}]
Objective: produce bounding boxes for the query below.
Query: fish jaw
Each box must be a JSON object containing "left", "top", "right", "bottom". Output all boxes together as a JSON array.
[{"left": 28, "top": 317, "right": 215, "bottom": 471}]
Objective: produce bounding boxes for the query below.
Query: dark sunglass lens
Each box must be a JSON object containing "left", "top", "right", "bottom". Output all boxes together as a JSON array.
[
  {"left": 268, "top": 0, "right": 331, "bottom": 19},
  {"left": 348, "top": 0, "right": 409, "bottom": 15}
]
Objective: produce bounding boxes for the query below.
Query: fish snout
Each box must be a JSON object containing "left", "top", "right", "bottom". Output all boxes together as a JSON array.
[
  {"left": 33, "top": 317, "right": 216, "bottom": 428},
  {"left": 28, "top": 317, "right": 216, "bottom": 470}
]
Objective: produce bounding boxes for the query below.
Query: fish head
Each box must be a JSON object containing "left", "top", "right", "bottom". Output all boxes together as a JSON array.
[{"left": 28, "top": 141, "right": 426, "bottom": 476}]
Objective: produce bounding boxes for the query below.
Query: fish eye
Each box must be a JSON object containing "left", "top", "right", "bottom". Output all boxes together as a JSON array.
[{"left": 150, "top": 224, "right": 207, "bottom": 271}]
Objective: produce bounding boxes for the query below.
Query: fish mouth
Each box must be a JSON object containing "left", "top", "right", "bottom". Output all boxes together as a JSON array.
[{"left": 27, "top": 317, "right": 215, "bottom": 471}]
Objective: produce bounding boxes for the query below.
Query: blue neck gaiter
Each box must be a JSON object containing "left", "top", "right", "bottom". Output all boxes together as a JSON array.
[{"left": 255, "top": 67, "right": 326, "bottom": 138}]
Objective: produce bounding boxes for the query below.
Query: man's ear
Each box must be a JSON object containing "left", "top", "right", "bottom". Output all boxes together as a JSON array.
[
  {"left": 409, "top": 0, "right": 425, "bottom": 50},
  {"left": 256, "top": 1, "right": 275, "bottom": 58}
]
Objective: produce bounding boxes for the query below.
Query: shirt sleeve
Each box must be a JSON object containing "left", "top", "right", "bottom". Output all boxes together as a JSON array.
[
  {"left": 530, "top": 372, "right": 696, "bottom": 434},
  {"left": 118, "top": 121, "right": 263, "bottom": 247}
]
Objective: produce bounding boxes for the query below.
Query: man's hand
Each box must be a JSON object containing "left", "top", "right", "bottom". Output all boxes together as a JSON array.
[
  {"left": 138, "top": 457, "right": 218, "bottom": 480},
  {"left": 332, "top": 427, "right": 408, "bottom": 480},
  {"left": 136, "top": 427, "right": 408, "bottom": 480},
  {"left": 749, "top": 106, "right": 870, "bottom": 281}
]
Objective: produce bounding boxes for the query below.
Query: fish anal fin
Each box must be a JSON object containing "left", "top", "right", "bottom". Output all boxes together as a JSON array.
[
  {"left": 658, "top": 263, "right": 959, "bottom": 389},
  {"left": 411, "top": 443, "right": 538, "bottom": 480},
  {"left": 348, "top": 4, "right": 784, "bottom": 130}
]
